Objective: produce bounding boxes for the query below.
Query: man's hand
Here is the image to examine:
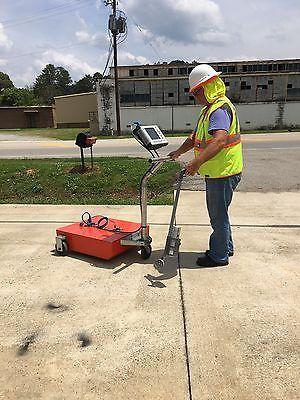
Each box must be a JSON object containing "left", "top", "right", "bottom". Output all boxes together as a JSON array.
[
  {"left": 168, "top": 149, "right": 181, "bottom": 160},
  {"left": 185, "top": 157, "right": 202, "bottom": 176}
]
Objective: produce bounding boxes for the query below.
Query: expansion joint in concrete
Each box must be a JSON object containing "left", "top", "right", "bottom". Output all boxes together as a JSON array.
[{"left": 178, "top": 253, "right": 193, "bottom": 400}]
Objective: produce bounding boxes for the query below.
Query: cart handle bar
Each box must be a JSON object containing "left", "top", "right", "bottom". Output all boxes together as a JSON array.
[{"left": 148, "top": 156, "right": 173, "bottom": 163}]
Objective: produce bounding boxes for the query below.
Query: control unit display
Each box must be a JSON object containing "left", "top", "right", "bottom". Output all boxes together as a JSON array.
[{"left": 136, "top": 125, "right": 168, "bottom": 150}]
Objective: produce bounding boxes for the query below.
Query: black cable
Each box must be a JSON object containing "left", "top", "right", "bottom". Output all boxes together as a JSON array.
[{"left": 80, "top": 212, "right": 141, "bottom": 234}]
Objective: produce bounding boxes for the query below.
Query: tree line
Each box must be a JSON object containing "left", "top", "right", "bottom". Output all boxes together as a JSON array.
[{"left": 0, "top": 64, "right": 102, "bottom": 107}]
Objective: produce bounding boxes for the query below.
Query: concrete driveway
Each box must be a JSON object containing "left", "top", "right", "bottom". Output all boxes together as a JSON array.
[{"left": 0, "top": 192, "right": 299, "bottom": 399}]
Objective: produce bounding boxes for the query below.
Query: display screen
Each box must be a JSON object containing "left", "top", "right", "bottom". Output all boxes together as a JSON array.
[{"left": 145, "top": 127, "right": 160, "bottom": 140}]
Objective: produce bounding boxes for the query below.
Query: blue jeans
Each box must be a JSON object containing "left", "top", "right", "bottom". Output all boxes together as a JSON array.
[{"left": 205, "top": 173, "right": 241, "bottom": 263}]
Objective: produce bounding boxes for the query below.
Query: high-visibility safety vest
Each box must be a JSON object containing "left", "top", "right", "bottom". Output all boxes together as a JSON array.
[{"left": 194, "top": 96, "right": 243, "bottom": 178}]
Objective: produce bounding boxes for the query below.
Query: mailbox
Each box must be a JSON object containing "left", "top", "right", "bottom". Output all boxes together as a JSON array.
[
  {"left": 75, "top": 132, "right": 97, "bottom": 148},
  {"left": 75, "top": 131, "right": 97, "bottom": 170}
]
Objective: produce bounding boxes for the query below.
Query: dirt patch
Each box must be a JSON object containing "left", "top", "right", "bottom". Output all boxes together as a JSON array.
[{"left": 67, "top": 165, "right": 100, "bottom": 174}]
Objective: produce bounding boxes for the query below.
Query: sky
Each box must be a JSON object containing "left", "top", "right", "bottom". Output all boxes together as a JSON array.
[{"left": 0, "top": 0, "right": 299, "bottom": 88}]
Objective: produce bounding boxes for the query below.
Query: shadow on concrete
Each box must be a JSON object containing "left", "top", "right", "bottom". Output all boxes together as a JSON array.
[{"left": 51, "top": 248, "right": 224, "bottom": 287}]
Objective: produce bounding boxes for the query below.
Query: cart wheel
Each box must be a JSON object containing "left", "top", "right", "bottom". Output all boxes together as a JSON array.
[
  {"left": 140, "top": 245, "right": 152, "bottom": 260},
  {"left": 55, "top": 241, "right": 68, "bottom": 256},
  {"left": 154, "top": 258, "right": 165, "bottom": 272}
]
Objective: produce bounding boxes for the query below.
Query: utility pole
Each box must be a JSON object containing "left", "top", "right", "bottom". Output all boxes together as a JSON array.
[
  {"left": 112, "top": 0, "right": 121, "bottom": 136},
  {"left": 105, "top": 0, "right": 122, "bottom": 136}
]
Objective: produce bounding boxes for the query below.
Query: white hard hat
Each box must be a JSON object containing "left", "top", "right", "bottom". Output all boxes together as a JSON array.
[{"left": 189, "top": 64, "right": 221, "bottom": 93}]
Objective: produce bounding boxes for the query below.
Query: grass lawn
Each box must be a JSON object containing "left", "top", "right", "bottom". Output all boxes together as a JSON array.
[
  {"left": 0, "top": 157, "right": 181, "bottom": 205},
  {"left": 0, "top": 127, "right": 296, "bottom": 141}
]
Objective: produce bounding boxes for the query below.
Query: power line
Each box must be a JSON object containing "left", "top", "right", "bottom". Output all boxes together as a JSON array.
[
  {"left": 1, "top": 0, "right": 94, "bottom": 29},
  {"left": 0, "top": 0, "right": 87, "bottom": 24},
  {"left": 3, "top": 38, "right": 106, "bottom": 60}
]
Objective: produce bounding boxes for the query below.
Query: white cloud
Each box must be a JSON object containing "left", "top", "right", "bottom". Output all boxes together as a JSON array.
[
  {"left": 197, "top": 31, "right": 232, "bottom": 46},
  {"left": 118, "top": 51, "right": 150, "bottom": 65},
  {"left": 0, "top": 23, "right": 13, "bottom": 50},
  {"left": 13, "top": 66, "right": 37, "bottom": 87},
  {"left": 123, "top": 0, "right": 226, "bottom": 46},
  {"left": 76, "top": 30, "right": 92, "bottom": 43},
  {"left": 75, "top": 29, "right": 109, "bottom": 48},
  {"left": 0, "top": 58, "right": 8, "bottom": 66},
  {"left": 76, "top": 13, "right": 88, "bottom": 30},
  {"left": 35, "top": 50, "right": 99, "bottom": 76}
]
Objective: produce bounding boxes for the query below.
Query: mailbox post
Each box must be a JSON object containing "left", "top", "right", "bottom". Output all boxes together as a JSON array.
[{"left": 75, "top": 132, "right": 97, "bottom": 171}]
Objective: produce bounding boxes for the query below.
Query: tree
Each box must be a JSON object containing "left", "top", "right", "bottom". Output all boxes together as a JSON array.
[
  {"left": 33, "top": 64, "right": 72, "bottom": 105},
  {"left": 70, "top": 72, "right": 103, "bottom": 94},
  {"left": 0, "top": 72, "right": 14, "bottom": 91},
  {"left": 169, "top": 60, "right": 188, "bottom": 65},
  {"left": 0, "top": 87, "right": 40, "bottom": 106},
  {"left": 71, "top": 74, "right": 94, "bottom": 94},
  {"left": 92, "top": 72, "right": 102, "bottom": 86}
]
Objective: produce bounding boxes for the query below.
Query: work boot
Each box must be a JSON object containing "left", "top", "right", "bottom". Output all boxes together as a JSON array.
[
  {"left": 196, "top": 254, "right": 229, "bottom": 267},
  {"left": 205, "top": 250, "right": 234, "bottom": 257}
]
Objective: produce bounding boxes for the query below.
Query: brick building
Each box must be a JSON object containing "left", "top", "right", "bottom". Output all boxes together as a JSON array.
[{"left": 0, "top": 106, "right": 55, "bottom": 129}]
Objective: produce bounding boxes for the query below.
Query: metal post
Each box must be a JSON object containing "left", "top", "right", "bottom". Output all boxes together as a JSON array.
[
  {"left": 90, "top": 146, "right": 94, "bottom": 169},
  {"left": 80, "top": 147, "right": 85, "bottom": 171},
  {"left": 112, "top": 0, "right": 121, "bottom": 136}
]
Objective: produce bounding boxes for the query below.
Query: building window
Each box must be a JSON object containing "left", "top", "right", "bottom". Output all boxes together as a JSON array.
[
  {"left": 278, "top": 64, "right": 286, "bottom": 71},
  {"left": 144, "top": 69, "right": 149, "bottom": 76},
  {"left": 153, "top": 69, "right": 158, "bottom": 76},
  {"left": 179, "top": 67, "right": 187, "bottom": 75},
  {"left": 224, "top": 81, "right": 230, "bottom": 87},
  {"left": 120, "top": 93, "right": 150, "bottom": 103},
  {"left": 168, "top": 93, "right": 174, "bottom": 97},
  {"left": 228, "top": 66, "right": 237, "bottom": 73},
  {"left": 121, "top": 93, "right": 135, "bottom": 103},
  {"left": 188, "top": 67, "right": 194, "bottom": 73},
  {"left": 184, "top": 88, "right": 189, "bottom": 93},
  {"left": 241, "top": 82, "right": 251, "bottom": 90},
  {"left": 287, "top": 84, "right": 293, "bottom": 89},
  {"left": 168, "top": 68, "right": 173, "bottom": 75},
  {"left": 268, "top": 80, "right": 273, "bottom": 85},
  {"left": 294, "top": 63, "right": 300, "bottom": 71},
  {"left": 129, "top": 69, "right": 134, "bottom": 77},
  {"left": 242, "top": 65, "right": 248, "bottom": 72},
  {"left": 257, "top": 84, "right": 268, "bottom": 89}
]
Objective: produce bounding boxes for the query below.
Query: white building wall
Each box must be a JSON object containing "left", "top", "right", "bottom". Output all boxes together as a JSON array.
[
  {"left": 235, "top": 103, "right": 278, "bottom": 130},
  {"left": 284, "top": 103, "right": 300, "bottom": 127},
  {"left": 120, "top": 102, "right": 300, "bottom": 132},
  {"left": 120, "top": 106, "right": 172, "bottom": 131},
  {"left": 96, "top": 82, "right": 300, "bottom": 132}
]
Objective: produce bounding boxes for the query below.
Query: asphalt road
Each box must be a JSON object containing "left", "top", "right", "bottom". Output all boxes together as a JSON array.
[
  {"left": 0, "top": 132, "right": 299, "bottom": 192},
  {"left": 0, "top": 132, "right": 300, "bottom": 159}
]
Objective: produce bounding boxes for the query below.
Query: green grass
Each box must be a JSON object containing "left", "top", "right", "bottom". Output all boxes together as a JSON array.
[
  {"left": 0, "top": 157, "right": 181, "bottom": 205},
  {"left": 0, "top": 127, "right": 297, "bottom": 141},
  {"left": 0, "top": 128, "right": 83, "bottom": 140}
]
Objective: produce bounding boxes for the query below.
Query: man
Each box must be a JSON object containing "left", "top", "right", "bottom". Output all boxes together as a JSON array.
[{"left": 169, "top": 64, "right": 243, "bottom": 267}]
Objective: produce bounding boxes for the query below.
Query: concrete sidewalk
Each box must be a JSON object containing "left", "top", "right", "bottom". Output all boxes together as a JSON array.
[{"left": 0, "top": 192, "right": 299, "bottom": 400}]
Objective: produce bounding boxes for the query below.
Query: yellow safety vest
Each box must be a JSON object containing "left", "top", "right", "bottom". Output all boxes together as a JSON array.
[{"left": 194, "top": 96, "right": 243, "bottom": 178}]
